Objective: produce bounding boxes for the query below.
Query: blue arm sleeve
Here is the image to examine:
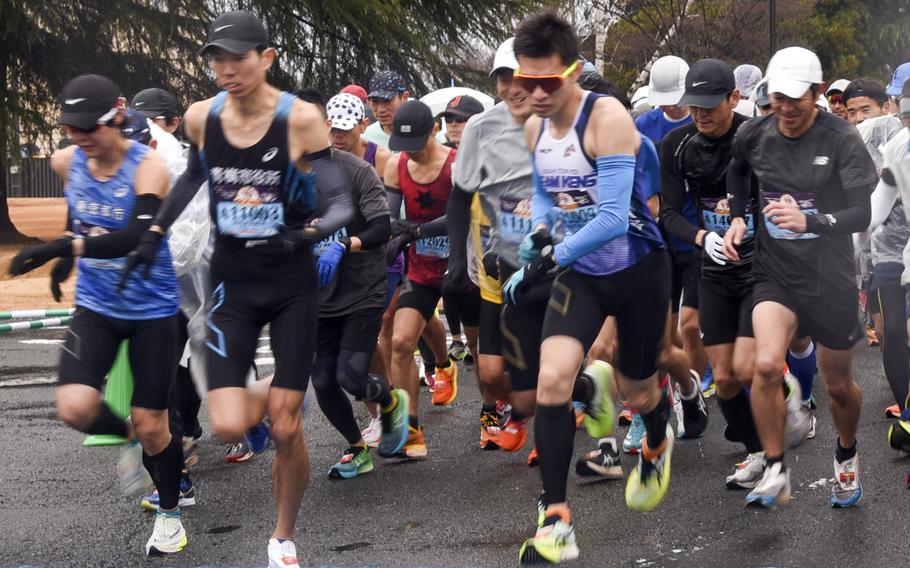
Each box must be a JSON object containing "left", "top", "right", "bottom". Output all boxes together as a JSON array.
[
  {"left": 553, "top": 154, "right": 635, "bottom": 266},
  {"left": 530, "top": 162, "right": 552, "bottom": 229}
]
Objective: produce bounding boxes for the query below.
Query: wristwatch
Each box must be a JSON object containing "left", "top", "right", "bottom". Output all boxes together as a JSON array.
[
  {"left": 539, "top": 244, "right": 557, "bottom": 269},
  {"left": 813, "top": 213, "right": 836, "bottom": 229}
]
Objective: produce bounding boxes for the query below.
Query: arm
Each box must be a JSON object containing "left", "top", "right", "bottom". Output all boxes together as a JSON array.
[
  {"left": 854, "top": 175, "right": 898, "bottom": 253},
  {"left": 445, "top": 185, "right": 472, "bottom": 283},
  {"left": 304, "top": 149, "right": 354, "bottom": 239},
  {"left": 658, "top": 133, "right": 702, "bottom": 246},
  {"left": 348, "top": 163, "right": 391, "bottom": 251},
  {"left": 530, "top": 163, "right": 552, "bottom": 231}
]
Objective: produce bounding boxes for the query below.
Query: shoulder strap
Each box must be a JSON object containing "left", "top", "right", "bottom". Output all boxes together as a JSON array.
[
  {"left": 397, "top": 151, "right": 409, "bottom": 184},
  {"left": 275, "top": 91, "right": 297, "bottom": 120},
  {"left": 575, "top": 91, "right": 603, "bottom": 169},
  {"left": 209, "top": 91, "right": 228, "bottom": 118}
]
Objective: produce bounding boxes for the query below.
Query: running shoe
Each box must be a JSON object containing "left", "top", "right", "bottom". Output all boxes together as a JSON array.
[
  {"left": 622, "top": 413, "right": 645, "bottom": 454},
  {"left": 140, "top": 476, "right": 197, "bottom": 511},
  {"left": 182, "top": 437, "right": 198, "bottom": 470},
  {"left": 725, "top": 452, "right": 765, "bottom": 490},
  {"left": 329, "top": 445, "right": 374, "bottom": 480},
  {"left": 362, "top": 415, "right": 382, "bottom": 448},
  {"left": 784, "top": 374, "right": 811, "bottom": 449},
  {"left": 268, "top": 538, "right": 300, "bottom": 568},
  {"left": 225, "top": 440, "right": 254, "bottom": 463},
  {"left": 464, "top": 351, "right": 475, "bottom": 365},
  {"left": 118, "top": 439, "right": 153, "bottom": 495},
  {"left": 677, "top": 372, "right": 709, "bottom": 439},
  {"left": 396, "top": 426, "right": 428, "bottom": 459},
  {"left": 246, "top": 420, "right": 271, "bottom": 454},
  {"left": 145, "top": 509, "right": 187, "bottom": 556},
  {"left": 581, "top": 360, "right": 616, "bottom": 439},
  {"left": 625, "top": 424, "right": 674, "bottom": 512},
  {"left": 745, "top": 462, "right": 791, "bottom": 508},
  {"left": 885, "top": 403, "right": 901, "bottom": 418},
  {"left": 499, "top": 416, "right": 529, "bottom": 452},
  {"left": 431, "top": 361, "right": 459, "bottom": 405},
  {"left": 573, "top": 401, "right": 586, "bottom": 430},
  {"left": 527, "top": 447, "right": 539, "bottom": 467},
  {"left": 618, "top": 403, "right": 633, "bottom": 426},
  {"left": 378, "top": 389, "right": 411, "bottom": 457},
  {"left": 518, "top": 507, "right": 579, "bottom": 565},
  {"left": 888, "top": 420, "right": 910, "bottom": 452},
  {"left": 723, "top": 424, "right": 741, "bottom": 443},
  {"left": 448, "top": 340, "right": 467, "bottom": 361},
  {"left": 496, "top": 399, "right": 511, "bottom": 417},
  {"left": 805, "top": 403, "right": 817, "bottom": 440},
  {"left": 700, "top": 372, "right": 716, "bottom": 398},
  {"left": 480, "top": 411, "right": 502, "bottom": 451},
  {"left": 831, "top": 454, "right": 862, "bottom": 508},
  {"left": 576, "top": 436, "right": 623, "bottom": 478}
]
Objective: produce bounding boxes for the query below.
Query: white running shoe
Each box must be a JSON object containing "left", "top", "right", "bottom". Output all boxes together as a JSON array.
[
  {"left": 725, "top": 452, "right": 765, "bottom": 490},
  {"left": 362, "top": 416, "right": 382, "bottom": 449},
  {"left": 145, "top": 509, "right": 187, "bottom": 555},
  {"left": 784, "top": 373, "right": 811, "bottom": 449},
  {"left": 831, "top": 454, "right": 863, "bottom": 507},
  {"left": 268, "top": 538, "right": 300, "bottom": 568},
  {"left": 803, "top": 401, "right": 817, "bottom": 439},
  {"left": 745, "top": 461, "right": 791, "bottom": 508},
  {"left": 118, "top": 439, "right": 152, "bottom": 495}
]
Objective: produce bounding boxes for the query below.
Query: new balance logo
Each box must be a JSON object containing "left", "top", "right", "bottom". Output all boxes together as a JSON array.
[{"left": 811, "top": 156, "right": 829, "bottom": 166}]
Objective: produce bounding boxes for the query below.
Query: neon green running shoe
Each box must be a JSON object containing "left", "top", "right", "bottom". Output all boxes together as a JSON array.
[
  {"left": 519, "top": 508, "right": 579, "bottom": 565},
  {"left": 582, "top": 360, "right": 616, "bottom": 440},
  {"left": 328, "top": 445, "right": 374, "bottom": 480},
  {"left": 625, "top": 424, "right": 674, "bottom": 512}
]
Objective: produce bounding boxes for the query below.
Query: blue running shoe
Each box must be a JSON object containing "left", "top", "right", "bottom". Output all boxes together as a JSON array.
[
  {"left": 746, "top": 462, "right": 790, "bottom": 508},
  {"left": 623, "top": 413, "right": 645, "bottom": 454},
  {"left": 246, "top": 420, "right": 271, "bottom": 454},
  {"left": 140, "top": 476, "right": 197, "bottom": 511},
  {"left": 378, "top": 389, "right": 410, "bottom": 457},
  {"left": 700, "top": 366, "right": 715, "bottom": 398},
  {"left": 831, "top": 455, "right": 862, "bottom": 508}
]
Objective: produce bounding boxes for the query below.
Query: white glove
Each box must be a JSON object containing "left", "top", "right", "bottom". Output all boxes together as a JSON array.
[{"left": 703, "top": 231, "right": 730, "bottom": 266}]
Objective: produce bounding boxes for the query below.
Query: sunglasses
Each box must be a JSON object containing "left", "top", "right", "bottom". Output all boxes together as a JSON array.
[
  {"left": 446, "top": 115, "right": 470, "bottom": 124},
  {"left": 65, "top": 124, "right": 102, "bottom": 135},
  {"left": 513, "top": 61, "right": 579, "bottom": 94}
]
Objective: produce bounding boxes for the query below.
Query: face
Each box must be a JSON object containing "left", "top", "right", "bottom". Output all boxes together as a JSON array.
[
  {"left": 152, "top": 116, "right": 180, "bottom": 134},
  {"left": 369, "top": 94, "right": 406, "bottom": 128},
  {"left": 770, "top": 88, "right": 818, "bottom": 134},
  {"left": 660, "top": 105, "right": 689, "bottom": 120},
  {"left": 207, "top": 48, "right": 274, "bottom": 96},
  {"left": 495, "top": 72, "right": 531, "bottom": 120},
  {"left": 827, "top": 92, "right": 847, "bottom": 120},
  {"left": 404, "top": 125, "right": 440, "bottom": 162},
  {"left": 689, "top": 91, "right": 739, "bottom": 138},
  {"left": 328, "top": 124, "right": 361, "bottom": 152},
  {"left": 515, "top": 53, "right": 580, "bottom": 118},
  {"left": 845, "top": 95, "right": 885, "bottom": 125},
  {"left": 64, "top": 120, "right": 122, "bottom": 158},
  {"left": 445, "top": 116, "right": 468, "bottom": 145}
]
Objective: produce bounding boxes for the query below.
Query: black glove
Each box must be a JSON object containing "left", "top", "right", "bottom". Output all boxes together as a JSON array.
[
  {"left": 119, "top": 230, "right": 163, "bottom": 289},
  {"left": 391, "top": 219, "right": 419, "bottom": 242},
  {"left": 481, "top": 251, "right": 500, "bottom": 280},
  {"left": 503, "top": 245, "right": 556, "bottom": 304},
  {"left": 442, "top": 266, "right": 473, "bottom": 297},
  {"left": 9, "top": 237, "right": 73, "bottom": 276},
  {"left": 50, "top": 257, "right": 75, "bottom": 302},
  {"left": 273, "top": 224, "right": 315, "bottom": 254},
  {"left": 385, "top": 233, "right": 411, "bottom": 266}
]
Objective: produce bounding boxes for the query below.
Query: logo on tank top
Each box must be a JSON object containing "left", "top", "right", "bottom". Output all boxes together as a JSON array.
[
  {"left": 114, "top": 186, "right": 129, "bottom": 198},
  {"left": 416, "top": 190, "right": 436, "bottom": 210},
  {"left": 262, "top": 147, "right": 279, "bottom": 162},
  {"left": 564, "top": 144, "right": 576, "bottom": 158}
]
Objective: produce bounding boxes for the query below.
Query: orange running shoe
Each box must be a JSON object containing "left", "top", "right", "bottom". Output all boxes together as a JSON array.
[
  {"left": 397, "top": 426, "right": 428, "bottom": 459},
  {"left": 574, "top": 403, "right": 585, "bottom": 430},
  {"left": 480, "top": 412, "right": 501, "bottom": 450},
  {"left": 499, "top": 416, "right": 529, "bottom": 452},
  {"left": 527, "top": 447, "right": 539, "bottom": 467},
  {"left": 885, "top": 404, "right": 901, "bottom": 418},
  {"left": 431, "top": 360, "right": 459, "bottom": 405}
]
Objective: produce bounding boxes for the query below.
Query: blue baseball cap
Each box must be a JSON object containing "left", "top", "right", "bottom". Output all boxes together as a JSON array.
[
  {"left": 886, "top": 62, "right": 910, "bottom": 97},
  {"left": 120, "top": 109, "right": 151, "bottom": 144}
]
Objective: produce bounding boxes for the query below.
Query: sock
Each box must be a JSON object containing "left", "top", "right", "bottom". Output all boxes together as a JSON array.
[
  {"left": 571, "top": 373, "right": 595, "bottom": 406},
  {"left": 717, "top": 390, "right": 763, "bottom": 454},
  {"left": 436, "top": 358, "right": 453, "bottom": 371},
  {"left": 534, "top": 403, "right": 576, "bottom": 504},
  {"left": 481, "top": 403, "right": 497, "bottom": 416},
  {"left": 509, "top": 408, "right": 529, "bottom": 422},
  {"left": 640, "top": 390, "right": 671, "bottom": 453},
  {"left": 408, "top": 415, "right": 419, "bottom": 430},
  {"left": 835, "top": 438, "right": 857, "bottom": 462},
  {"left": 142, "top": 435, "right": 184, "bottom": 511},
  {"left": 765, "top": 453, "right": 786, "bottom": 471},
  {"left": 787, "top": 342, "right": 816, "bottom": 402},
  {"left": 84, "top": 403, "right": 129, "bottom": 437}
]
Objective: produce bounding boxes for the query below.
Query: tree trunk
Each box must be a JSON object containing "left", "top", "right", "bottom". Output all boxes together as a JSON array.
[
  {"left": 0, "top": 55, "right": 33, "bottom": 243},
  {"left": 628, "top": 0, "right": 696, "bottom": 97}
]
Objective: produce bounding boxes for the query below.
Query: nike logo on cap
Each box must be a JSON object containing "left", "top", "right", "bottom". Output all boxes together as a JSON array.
[
  {"left": 214, "top": 24, "right": 234, "bottom": 32},
  {"left": 691, "top": 81, "right": 707, "bottom": 87},
  {"left": 65, "top": 98, "right": 86, "bottom": 105}
]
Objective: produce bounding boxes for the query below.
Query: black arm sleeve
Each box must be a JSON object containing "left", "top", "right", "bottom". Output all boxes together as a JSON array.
[
  {"left": 418, "top": 214, "right": 447, "bottom": 238},
  {"left": 354, "top": 216, "right": 390, "bottom": 250},
  {"left": 804, "top": 186, "right": 872, "bottom": 234},
  {"left": 82, "top": 194, "right": 161, "bottom": 259},
  {"left": 659, "top": 136, "right": 701, "bottom": 245},
  {"left": 154, "top": 144, "right": 205, "bottom": 231},
  {"left": 386, "top": 187, "right": 403, "bottom": 220},
  {"left": 446, "top": 185, "right": 472, "bottom": 278},
  {"left": 307, "top": 151, "right": 354, "bottom": 239},
  {"left": 727, "top": 155, "right": 752, "bottom": 220}
]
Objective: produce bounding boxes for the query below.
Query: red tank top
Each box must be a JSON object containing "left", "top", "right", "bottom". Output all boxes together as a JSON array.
[{"left": 398, "top": 149, "right": 456, "bottom": 289}]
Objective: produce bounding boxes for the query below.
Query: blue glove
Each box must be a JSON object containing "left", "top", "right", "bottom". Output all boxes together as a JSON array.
[
  {"left": 502, "top": 247, "right": 556, "bottom": 304},
  {"left": 517, "top": 229, "right": 553, "bottom": 264},
  {"left": 317, "top": 241, "right": 345, "bottom": 287}
]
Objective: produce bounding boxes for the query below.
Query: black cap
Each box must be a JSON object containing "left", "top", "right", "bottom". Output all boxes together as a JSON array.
[
  {"left": 120, "top": 109, "right": 151, "bottom": 145},
  {"left": 678, "top": 59, "right": 736, "bottom": 109},
  {"left": 199, "top": 10, "right": 268, "bottom": 56},
  {"left": 438, "top": 95, "right": 484, "bottom": 120},
  {"left": 130, "top": 88, "right": 179, "bottom": 118},
  {"left": 58, "top": 74, "right": 120, "bottom": 130},
  {"left": 389, "top": 100, "right": 434, "bottom": 152},
  {"left": 369, "top": 70, "right": 407, "bottom": 100}
]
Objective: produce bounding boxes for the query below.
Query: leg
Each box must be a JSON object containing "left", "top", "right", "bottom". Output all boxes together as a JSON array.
[
  {"left": 391, "top": 307, "right": 428, "bottom": 416},
  {"left": 751, "top": 300, "right": 798, "bottom": 460},
  {"left": 876, "top": 283, "right": 910, "bottom": 409},
  {"left": 678, "top": 305, "right": 707, "bottom": 376},
  {"left": 818, "top": 346, "right": 862, "bottom": 449},
  {"left": 267, "top": 387, "right": 309, "bottom": 540}
]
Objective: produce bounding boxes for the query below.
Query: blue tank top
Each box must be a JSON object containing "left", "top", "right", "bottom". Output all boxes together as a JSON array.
[
  {"left": 534, "top": 91, "right": 664, "bottom": 276},
  {"left": 66, "top": 142, "right": 178, "bottom": 320}
]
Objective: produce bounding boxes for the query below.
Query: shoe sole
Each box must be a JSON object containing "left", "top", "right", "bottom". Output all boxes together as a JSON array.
[
  {"left": 745, "top": 489, "right": 791, "bottom": 509},
  {"left": 146, "top": 533, "right": 188, "bottom": 556},
  {"left": 725, "top": 479, "right": 759, "bottom": 490},
  {"left": 519, "top": 539, "right": 579, "bottom": 564},
  {"left": 328, "top": 462, "right": 374, "bottom": 480},
  {"left": 625, "top": 429, "right": 674, "bottom": 512},
  {"left": 432, "top": 375, "right": 459, "bottom": 406},
  {"left": 225, "top": 452, "right": 254, "bottom": 463},
  {"left": 583, "top": 361, "right": 616, "bottom": 439},
  {"left": 831, "top": 484, "right": 863, "bottom": 508},
  {"left": 576, "top": 460, "right": 622, "bottom": 478}
]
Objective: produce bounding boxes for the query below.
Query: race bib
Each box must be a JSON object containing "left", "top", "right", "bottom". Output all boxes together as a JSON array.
[
  {"left": 552, "top": 189, "right": 596, "bottom": 236},
  {"left": 415, "top": 235, "right": 449, "bottom": 258},
  {"left": 761, "top": 192, "right": 819, "bottom": 240},
  {"left": 499, "top": 195, "right": 533, "bottom": 244},
  {"left": 214, "top": 184, "right": 284, "bottom": 238},
  {"left": 312, "top": 227, "right": 348, "bottom": 256},
  {"left": 700, "top": 196, "right": 754, "bottom": 237}
]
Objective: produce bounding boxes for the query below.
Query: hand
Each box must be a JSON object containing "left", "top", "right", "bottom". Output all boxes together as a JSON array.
[
  {"left": 385, "top": 235, "right": 409, "bottom": 266},
  {"left": 119, "top": 230, "right": 162, "bottom": 289},
  {"left": 442, "top": 266, "right": 473, "bottom": 296},
  {"left": 316, "top": 241, "right": 345, "bottom": 287},
  {"left": 391, "top": 219, "right": 419, "bottom": 242},
  {"left": 50, "top": 257, "right": 75, "bottom": 302},
  {"left": 9, "top": 237, "right": 73, "bottom": 276},
  {"left": 502, "top": 246, "right": 555, "bottom": 304},
  {"left": 274, "top": 224, "right": 314, "bottom": 254},
  {"left": 723, "top": 218, "right": 748, "bottom": 262},
  {"left": 481, "top": 251, "right": 500, "bottom": 280},
  {"left": 518, "top": 228, "right": 552, "bottom": 264},
  {"left": 762, "top": 200, "right": 807, "bottom": 233},
  {"left": 702, "top": 231, "right": 729, "bottom": 266}
]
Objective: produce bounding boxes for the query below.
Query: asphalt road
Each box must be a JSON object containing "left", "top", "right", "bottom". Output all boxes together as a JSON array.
[{"left": 1, "top": 329, "right": 909, "bottom": 568}]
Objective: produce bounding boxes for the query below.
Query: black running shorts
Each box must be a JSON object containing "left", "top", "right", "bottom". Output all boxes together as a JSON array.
[
  {"left": 500, "top": 277, "right": 553, "bottom": 392},
  {"left": 671, "top": 250, "right": 700, "bottom": 313},
  {"left": 316, "top": 307, "right": 384, "bottom": 355},
  {"left": 699, "top": 277, "right": 754, "bottom": 346},
  {"left": 478, "top": 299, "right": 503, "bottom": 356},
  {"left": 396, "top": 279, "right": 442, "bottom": 322}
]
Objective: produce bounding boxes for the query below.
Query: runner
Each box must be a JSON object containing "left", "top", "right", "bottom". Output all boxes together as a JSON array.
[
  {"left": 10, "top": 74, "right": 187, "bottom": 555},
  {"left": 825, "top": 79, "right": 851, "bottom": 121},
  {"left": 121, "top": 11, "right": 354, "bottom": 566},
  {"left": 131, "top": 88, "right": 183, "bottom": 135},
  {"left": 364, "top": 70, "right": 409, "bottom": 149},
  {"left": 384, "top": 100, "right": 459, "bottom": 458},
  {"left": 508, "top": 12, "right": 670, "bottom": 564},
  {"left": 724, "top": 46, "right": 877, "bottom": 508}
]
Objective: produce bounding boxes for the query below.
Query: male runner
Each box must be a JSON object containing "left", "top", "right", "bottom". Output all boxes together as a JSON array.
[
  {"left": 121, "top": 11, "right": 353, "bottom": 567},
  {"left": 10, "top": 74, "right": 187, "bottom": 555},
  {"left": 825, "top": 80, "right": 851, "bottom": 121},
  {"left": 364, "top": 70, "right": 409, "bottom": 148},
  {"left": 724, "top": 46, "right": 877, "bottom": 509},
  {"left": 132, "top": 88, "right": 182, "bottom": 135},
  {"left": 508, "top": 12, "right": 670, "bottom": 564}
]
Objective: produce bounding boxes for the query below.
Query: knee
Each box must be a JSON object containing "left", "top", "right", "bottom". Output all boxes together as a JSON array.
[
  {"left": 55, "top": 398, "right": 95, "bottom": 431},
  {"left": 269, "top": 412, "right": 303, "bottom": 446},
  {"left": 680, "top": 321, "right": 700, "bottom": 343},
  {"left": 713, "top": 373, "right": 740, "bottom": 398},
  {"left": 210, "top": 411, "right": 248, "bottom": 442},
  {"left": 754, "top": 352, "right": 784, "bottom": 383},
  {"left": 537, "top": 364, "right": 569, "bottom": 402},
  {"left": 391, "top": 333, "right": 415, "bottom": 358}
]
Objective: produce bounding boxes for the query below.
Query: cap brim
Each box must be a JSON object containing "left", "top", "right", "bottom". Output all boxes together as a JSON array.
[
  {"left": 389, "top": 132, "right": 430, "bottom": 152},
  {"left": 648, "top": 89, "right": 684, "bottom": 106},
  {"left": 328, "top": 119, "right": 358, "bottom": 131},
  {"left": 766, "top": 77, "right": 812, "bottom": 99},
  {"left": 134, "top": 109, "right": 165, "bottom": 118},
  {"left": 489, "top": 66, "right": 516, "bottom": 78},
  {"left": 886, "top": 84, "right": 902, "bottom": 97},
  {"left": 198, "top": 39, "right": 260, "bottom": 56},
  {"left": 368, "top": 91, "right": 397, "bottom": 100},
  {"left": 58, "top": 111, "right": 104, "bottom": 130},
  {"left": 678, "top": 92, "right": 728, "bottom": 109}
]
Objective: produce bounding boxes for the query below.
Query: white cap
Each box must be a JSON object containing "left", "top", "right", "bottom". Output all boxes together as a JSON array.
[
  {"left": 733, "top": 64, "right": 763, "bottom": 98},
  {"left": 648, "top": 55, "right": 689, "bottom": 106},
  {"left": 326, "top": 93, "right": 365, "bottom": 131},
  {"left": 826, "top": 79, "right": 850, "bottom": 95},
  {"left": 765, "top": 46, "right": 823, "bottom": 99},
  {"left": 490, "top": 38, "right": 519, "bottom": 77},
  {"left": 631, "top": 86, "right": 650, "bottom": 108}
]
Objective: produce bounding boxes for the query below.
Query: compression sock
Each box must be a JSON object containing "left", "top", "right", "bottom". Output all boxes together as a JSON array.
[
  {"left": 571, "top": 373, "right": 595, "bottom": 406},
  {"left": 142, "top": 434, "right": 183, "bottom": 511},
  {"left": 84, "top": 403, "right": 129, "bottom": 437},
  {"left": 640, "top": 389, "right": 671, "bottom": 453},
  {"left": 534, "top": 403, "right": 576, "bottom": 504},
  {"left": 717, "top": 389, "right": 763, "bottom": 454},
  {"left": 787, "top": 342, "right": 816, "bottom": 402}
]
